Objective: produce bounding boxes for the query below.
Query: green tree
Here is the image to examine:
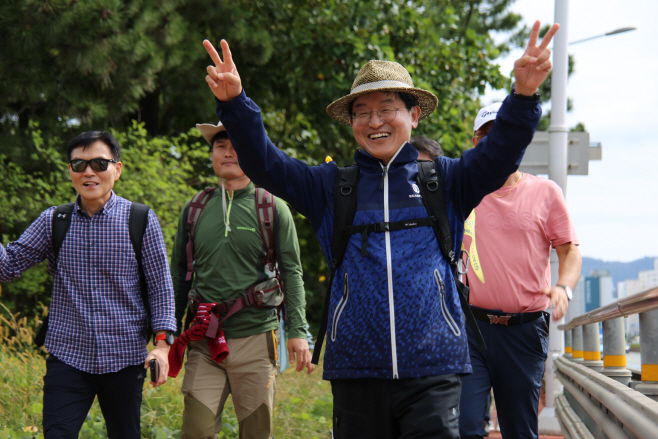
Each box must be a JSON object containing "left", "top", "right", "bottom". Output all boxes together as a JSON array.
[{"left": 1, "top": 0, "right": 527, "bottom": 327}]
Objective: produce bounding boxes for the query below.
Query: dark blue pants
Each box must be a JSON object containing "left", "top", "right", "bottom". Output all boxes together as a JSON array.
[
  {"left": 459, "top": 311, "right": 549, "bottom": 439},
  {"left": 42, "top": 355, "right": 145, "bottom": 439},
  {"left": 332, "top": 375, "right": 461, "bottom": 439}
]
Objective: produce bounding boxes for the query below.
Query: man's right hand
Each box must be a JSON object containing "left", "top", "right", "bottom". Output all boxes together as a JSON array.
[{"left": 204, "top": 39, "right": 243, "bottom": 102}]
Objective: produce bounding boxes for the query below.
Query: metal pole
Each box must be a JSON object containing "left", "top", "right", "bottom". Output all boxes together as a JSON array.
[
  {"left": 548, "top": 0, "right": 570, "bottom": 196},
  {"left": 602, "top": 318, "right": 632, "bottom": 385},
  {"left": 582, "top": 322, "right": 603, "bottom": 371},
  {"left": 636, "top": 309, "right": 658, "bottom": 402},
  {"left": 541, "top": 3, "right": 570, "bottom": 432},
  {"left": 565, "top": 329, "right": 572, "bottom": 359}
]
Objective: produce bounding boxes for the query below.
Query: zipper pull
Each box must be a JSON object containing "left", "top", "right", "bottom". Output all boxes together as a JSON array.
[
  {"left": 379, "top": 165, "right": 388, "bottom": 190},
  {"left": 434, "top": 269, "right": 446, "bottom": 293}
]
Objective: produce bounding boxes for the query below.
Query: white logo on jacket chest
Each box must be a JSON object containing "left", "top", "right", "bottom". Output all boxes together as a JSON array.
[{"left": 409, "top": 183, "right": 421, "bottom": 198}]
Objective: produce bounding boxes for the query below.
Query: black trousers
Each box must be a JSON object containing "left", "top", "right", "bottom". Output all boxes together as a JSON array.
[
  {"left": 42, "top": 355, "right": 145, "bottom": 439},
  {"left": 331, "top": 374, "right": 461, "bottom": 439}
]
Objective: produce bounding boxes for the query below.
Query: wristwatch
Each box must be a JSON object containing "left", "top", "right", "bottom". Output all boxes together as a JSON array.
[
  {"left": 155, "top": 331, "right": 175, "bottom": 345},
  {"left": 557, "top": 285, "right": 573, "bottom": 301}
]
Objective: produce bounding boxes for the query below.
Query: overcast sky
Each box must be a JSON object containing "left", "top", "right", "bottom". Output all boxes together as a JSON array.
[{"left": 482, "top": 0, "right": 658, "bottom": 262}]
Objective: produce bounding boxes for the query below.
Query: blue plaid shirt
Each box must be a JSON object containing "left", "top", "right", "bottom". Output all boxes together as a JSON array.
[{"left": 0, "top": 192, "right": 176, "bottom": 374}]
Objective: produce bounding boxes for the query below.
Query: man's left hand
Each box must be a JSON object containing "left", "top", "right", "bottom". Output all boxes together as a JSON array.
[
  {"left": 144, "top": 342, "right": 170, "bottom": 387},
  {"left": 542, "top": 286, "right": 569, "bottom": 321},
  {"left": 513, "top": 20, "right": 560, "bottom": 96},
  {"left": 287, "top": 338, "right": 315, "bottom": 374}
]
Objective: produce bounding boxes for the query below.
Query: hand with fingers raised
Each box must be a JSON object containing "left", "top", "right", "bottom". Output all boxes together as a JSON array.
[
  {"left": 513, "top": 21, "right": 560, "bottom": 96},
  {"left": 203, "top": 39, "right": 243, "bottom": 102}
]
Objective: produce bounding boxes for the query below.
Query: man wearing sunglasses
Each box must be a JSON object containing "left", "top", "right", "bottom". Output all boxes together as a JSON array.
[{"left": 0, "top": 131, "right": 176, "bottom": 439}]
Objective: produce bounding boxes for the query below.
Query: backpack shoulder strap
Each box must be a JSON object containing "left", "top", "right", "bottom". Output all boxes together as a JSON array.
[
  {"left": 312, "top": 164, "right": 361, "bottom": 365},
  {"left": 416, "top": 160, "right": 454, "bottom": 264},
  {"left": 36, "top": 202, "right": 76, "bottom": 347},
  {"left": 416, "top": 161, "right": 487, "bottom": 352},
  {"left": 331, "top": 165, "right": 361, "bottom": 270},
  {"left": 129, "top": 202, "right": 151, "bottom": 268},
  {"left": 129, "top": 202, "right": 152, "bottom": 340},
  {"left": 52, "top": 203, "right": 75, "bottom": 261},
  {"left": 185, "top": 187, "right": 217, "bottom": 281},
  {"left": 255, "top": 187, "right": 277, "bottom": 268}
]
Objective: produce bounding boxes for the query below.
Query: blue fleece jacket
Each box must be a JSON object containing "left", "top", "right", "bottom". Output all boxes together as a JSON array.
[{"left": 215, "top": 90, "right": 541, "bottom": 380}]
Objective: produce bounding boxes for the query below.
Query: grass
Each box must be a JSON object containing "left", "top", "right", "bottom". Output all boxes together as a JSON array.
[{"left": 0, "top": 309, "right": 332, "bottom": 439}]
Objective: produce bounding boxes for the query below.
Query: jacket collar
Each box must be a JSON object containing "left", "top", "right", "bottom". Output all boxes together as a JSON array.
[
  {"left": 353, "top": 142, "right": 420, "bottom": 171},
  {"left": 220, "top": 181, "right": 255, "bottom": 199}
]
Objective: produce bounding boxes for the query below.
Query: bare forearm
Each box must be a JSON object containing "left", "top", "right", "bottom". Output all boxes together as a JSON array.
[{"left": 556, "top": 244, "right": 581, "bottom": 289}]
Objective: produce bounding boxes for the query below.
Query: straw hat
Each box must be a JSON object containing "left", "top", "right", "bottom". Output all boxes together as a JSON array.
[
  {"left": 326, "top": 60, "right": 438, "bottom": 126},
  {"left": 196, "top": 121, "right": 226, "bottom": 146}
]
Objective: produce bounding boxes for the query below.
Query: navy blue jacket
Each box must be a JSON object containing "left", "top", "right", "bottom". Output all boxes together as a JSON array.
[{"left": 216, "top": 90, "right": 541, "bottom": 379}]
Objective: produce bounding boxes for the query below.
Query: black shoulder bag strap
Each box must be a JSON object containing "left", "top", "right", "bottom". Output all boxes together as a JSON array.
[
  {"left": 416, "top": 161, "right": 487, "bottom": 352},
  {"left": 52, "top": 203, "right": 76, "bottom": 260},
  {"left": 129, "top": 202, "right": 152, "bottom": 341},
  {"left": 34, "top": 203, "right": 76, "bottom": 347},
  {"left": 312, "top": 165, "right": 361, "bottom": 365}
]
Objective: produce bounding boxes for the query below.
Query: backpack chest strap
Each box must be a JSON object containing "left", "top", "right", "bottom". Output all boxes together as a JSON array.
[{"left": 349, "top": 217, "right": 435, "bottom": 257}]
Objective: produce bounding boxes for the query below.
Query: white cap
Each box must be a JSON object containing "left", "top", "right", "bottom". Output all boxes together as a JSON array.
[
  {"left": 473, "top": 102, "right": 502, "bottom": 132},
  {"left": 196, "top": 121, "right": 226, "bottom": 146}
]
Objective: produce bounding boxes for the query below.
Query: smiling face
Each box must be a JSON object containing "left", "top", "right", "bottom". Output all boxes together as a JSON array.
[
  {"left": 69, "top": 140, "right": 122, "bottom": 212},
  {"left": 212, "top": 137, "right": 246, "bottom": 181},
  {"left": 351, "top": 91, "right": 421, "bottom": 165}
]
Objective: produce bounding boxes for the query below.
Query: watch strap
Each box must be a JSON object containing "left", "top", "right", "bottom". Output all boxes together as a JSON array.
[{"left": 155, "top": 332, "right": 174, "bottom": 345}]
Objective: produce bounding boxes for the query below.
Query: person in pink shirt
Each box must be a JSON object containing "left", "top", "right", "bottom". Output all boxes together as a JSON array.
[{"left": 458, "top": 103, "right": 582, "bottom": 439}]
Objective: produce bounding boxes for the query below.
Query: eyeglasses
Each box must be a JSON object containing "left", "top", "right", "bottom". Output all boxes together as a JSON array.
[
  {"left": 69, "top": 158, "right": 118, "bottom": 173},
  {"left": 351, "top": 107, "right": 400, "bottom": 126}
]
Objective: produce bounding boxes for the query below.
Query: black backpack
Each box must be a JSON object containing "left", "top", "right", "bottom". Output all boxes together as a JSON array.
[
  {"left": 34, "top": 202, "right": 151, "bottom": 347},
  {"left": 311, "top": 160, "right": 486, "bottom": 364}
]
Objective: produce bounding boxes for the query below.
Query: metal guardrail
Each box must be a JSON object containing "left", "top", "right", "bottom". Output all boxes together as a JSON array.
[
  {"left": 555, "top": 285, "right": 658, "bottom": 438},
  {"left": 559, "top": 286, "right": 658, "bottom": 331}
]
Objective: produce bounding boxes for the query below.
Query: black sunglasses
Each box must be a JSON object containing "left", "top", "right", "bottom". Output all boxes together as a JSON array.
[{"left": 69, "top": 158, "right": 118, "bottom": 173}]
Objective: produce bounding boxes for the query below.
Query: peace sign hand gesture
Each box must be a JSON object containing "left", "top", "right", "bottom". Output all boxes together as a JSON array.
[
  {"left": 513, "top": 21, "right": 560, "bottom": 96},
  {"left": 203, "top": 39, "right": 243, "bottom": 102}
]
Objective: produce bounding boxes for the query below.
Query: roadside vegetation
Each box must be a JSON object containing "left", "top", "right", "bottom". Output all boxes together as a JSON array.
[{"left": 0, "top": 311, "right": 332, "bottom": 439}]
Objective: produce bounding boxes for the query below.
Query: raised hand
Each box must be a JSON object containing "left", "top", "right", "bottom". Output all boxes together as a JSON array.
[
  {"left": 513, "top": 21, "right": 560, "bottom": 96},
  {"left": 203, "top": 39, "right": 243, "bottom": 102}
]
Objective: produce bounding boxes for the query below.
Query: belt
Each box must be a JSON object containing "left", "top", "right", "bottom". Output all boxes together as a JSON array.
[{"left": 470, "top": 307, "right": 544, "bottom": 327}]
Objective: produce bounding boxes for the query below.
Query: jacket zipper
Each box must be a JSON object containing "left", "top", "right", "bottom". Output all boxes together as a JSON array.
[
  {"left": 381, "top": 162, "right": 399, "bottom": 379},
  {"left": 434, "top": 269, "right": 461, "bottom": 336},
  {"left": 331, "top": 273, "right": 350, "bottom": 342}
]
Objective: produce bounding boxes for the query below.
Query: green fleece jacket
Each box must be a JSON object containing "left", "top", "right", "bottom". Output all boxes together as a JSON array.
[{"left": 171, "top": 182, "right": 307, "bottom": 339}]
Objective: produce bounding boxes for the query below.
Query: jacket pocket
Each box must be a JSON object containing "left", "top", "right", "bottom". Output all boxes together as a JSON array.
[
  {"left": 434, "top": 269, "right": 461, "bottom": 337},
  {"left": 331, "top": 273, "right": 350, "bottom": 342}
]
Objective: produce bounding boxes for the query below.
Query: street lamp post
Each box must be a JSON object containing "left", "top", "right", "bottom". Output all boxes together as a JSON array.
[
  {"left": 569, "top": 27, "right": 636, "bottom": 45},
  {"left": 540, "top": 0, "right": 570, "bottom": 435},
  {"left": 540, "top": 3, "right": 637, "bottom": 435}
]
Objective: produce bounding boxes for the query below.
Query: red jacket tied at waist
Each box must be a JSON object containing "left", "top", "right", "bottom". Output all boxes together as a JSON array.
[{"left": 168, "top": 302, "right": 229, "bottom": 378}]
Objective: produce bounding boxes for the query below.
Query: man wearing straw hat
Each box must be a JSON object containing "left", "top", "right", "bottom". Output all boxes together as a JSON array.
[{"left": 201, "top": 20, "right": 558, "bottom": 438}]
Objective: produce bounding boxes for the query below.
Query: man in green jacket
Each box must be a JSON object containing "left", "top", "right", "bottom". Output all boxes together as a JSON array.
[{"left": 170, "top": 122, "right": 313, "bottom": 439}]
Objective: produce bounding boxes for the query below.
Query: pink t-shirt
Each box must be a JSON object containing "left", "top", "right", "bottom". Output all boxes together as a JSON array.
[{"left": 463, "top": 173, "right": 579, "bottom": 313}]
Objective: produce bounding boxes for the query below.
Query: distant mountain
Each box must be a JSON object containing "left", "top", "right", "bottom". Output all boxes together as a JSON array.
[{"left": 581, "top": 256, "right": 657, "bottom": 286}]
